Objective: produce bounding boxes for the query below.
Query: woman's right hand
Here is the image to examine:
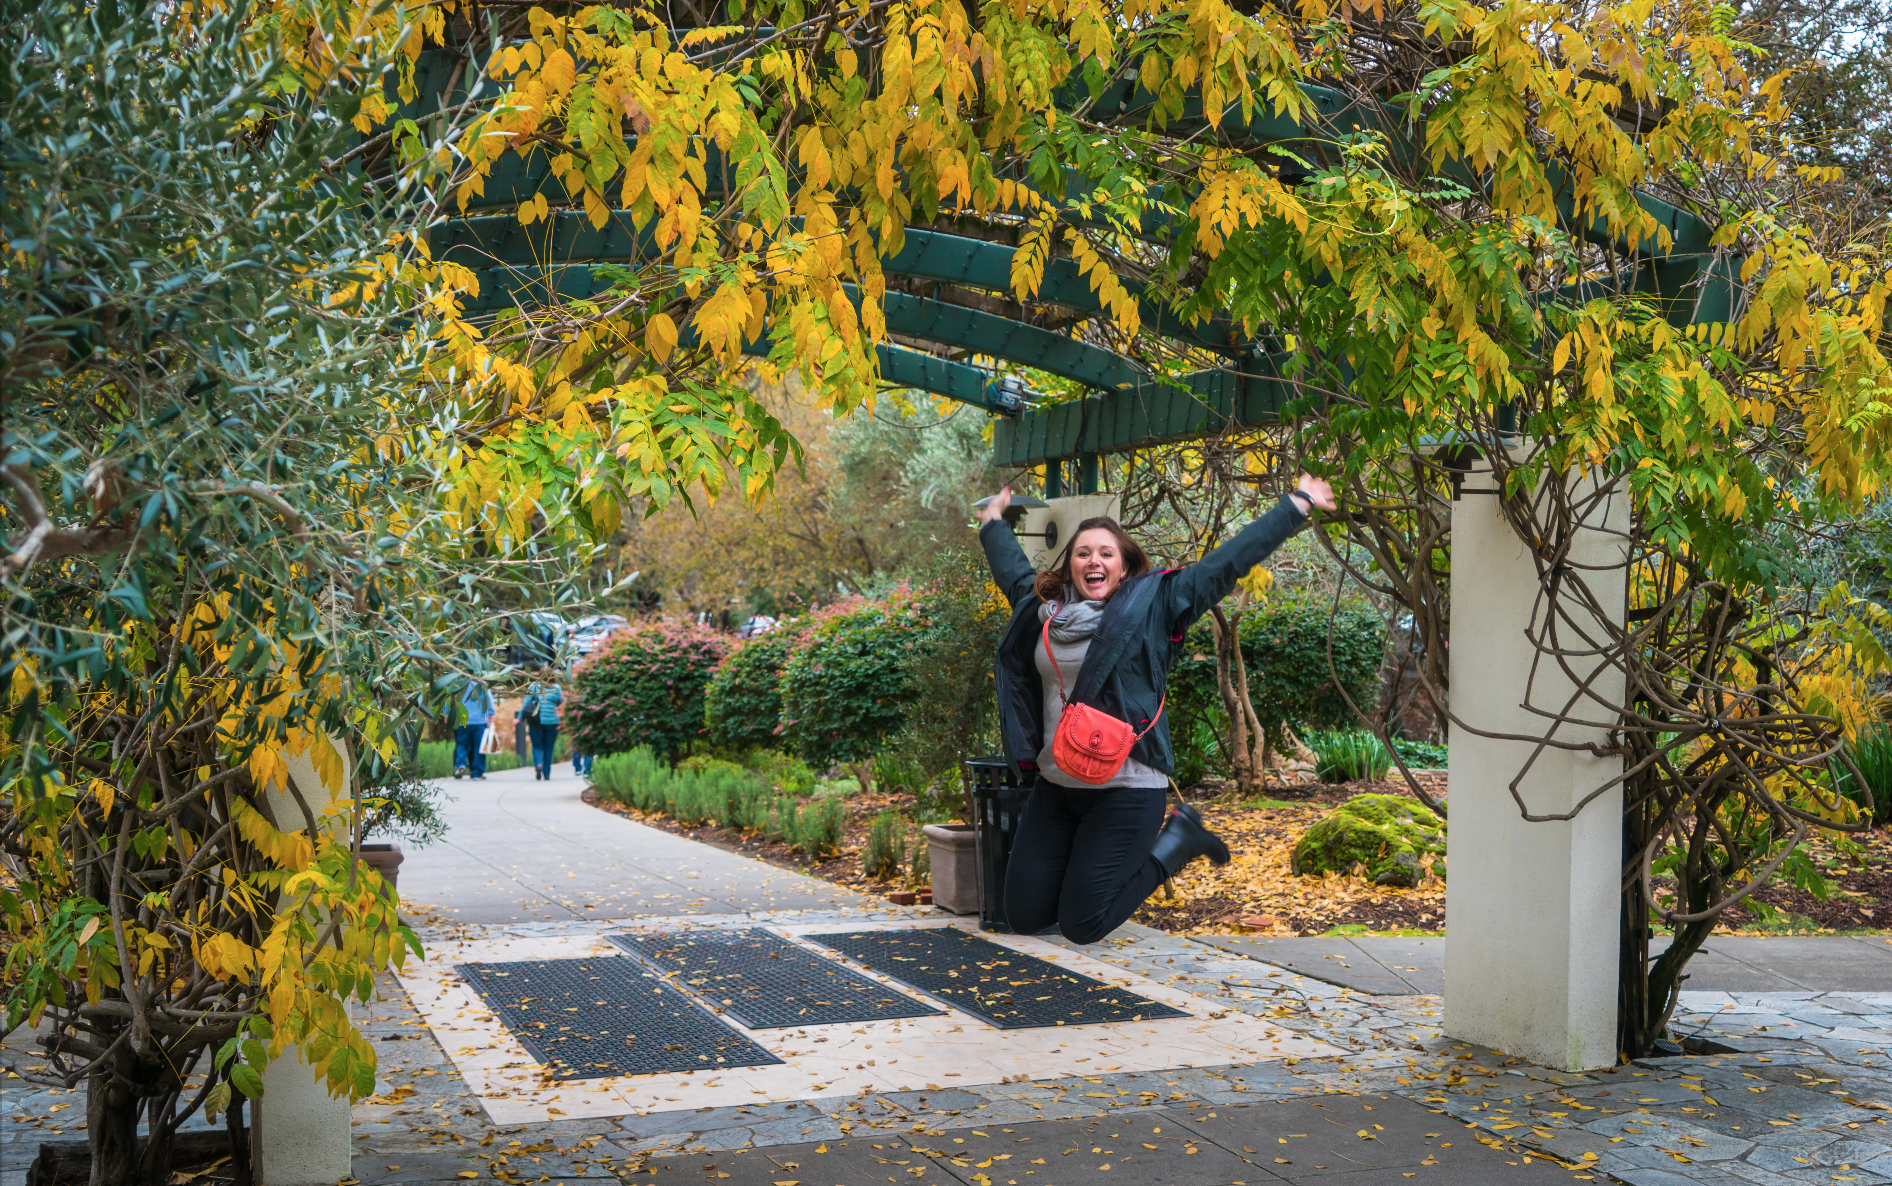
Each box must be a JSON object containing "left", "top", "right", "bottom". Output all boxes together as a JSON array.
[{"left": 976, "top": 485, "right": 1013, "bottom": 525}]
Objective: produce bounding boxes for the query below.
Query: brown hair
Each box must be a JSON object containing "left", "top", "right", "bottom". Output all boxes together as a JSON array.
[{"left": 1032, "top": 517, "right": 1152, "bottom": 604}]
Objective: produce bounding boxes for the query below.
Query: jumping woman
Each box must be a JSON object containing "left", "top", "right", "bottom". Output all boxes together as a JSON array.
[{"left": 975, "top": 474, "right": 1337, "bottom": 943}]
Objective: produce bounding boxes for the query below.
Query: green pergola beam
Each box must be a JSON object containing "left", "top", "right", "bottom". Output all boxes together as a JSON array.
[
  {"left": 991, "top": 352, "right": 1296, "bottom": 467},
  {"left": 409, "top": 45, "right": 1731, "bottom": 467},
  {"left": 868, "top": 288, "right": 1149, "bottom": 392},
  {"left": 430, "top": 215, "right": 1244, "bottom": 354}
]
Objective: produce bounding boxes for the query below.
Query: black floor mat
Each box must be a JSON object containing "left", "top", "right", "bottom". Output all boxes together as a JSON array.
[
  {"left": 456, "top": 956, "right": 784, "bottom": 1079},
  {"left": 607, "top": 928, "right": 945, "bottom": 1028},
  {"left": 804, "top": 927, "right": 1192, "bottom": 1029}
]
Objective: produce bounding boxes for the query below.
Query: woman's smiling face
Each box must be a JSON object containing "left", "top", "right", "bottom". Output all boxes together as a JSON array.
[{"left": 1070, "top": 527, "right": 1128, "bottom": 601}]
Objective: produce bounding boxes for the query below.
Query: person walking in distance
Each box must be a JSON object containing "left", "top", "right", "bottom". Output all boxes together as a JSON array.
[
  {"left": 974, "top": 473, "right": 1336, "bottom": 942},
  {"left": 524, "top": 677, "right": 564, "bottom": 780},
  {"left": 454, "top": 678, "right": 497, "bottom": 780}
]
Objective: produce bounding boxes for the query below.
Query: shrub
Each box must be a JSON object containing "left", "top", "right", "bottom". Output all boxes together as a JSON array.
[
  {"left": 1836, "top": 722, "right": 1892, "bottom": 826},
  {"left": 1392, "top": 737, "right": 1449, "bottom": 769},
  {"left": 358, "top": 751, "right": 452, "bottom": 847},
  {"left": 744, "top": 748, "right": 817, "bottom": 795},
  {"left": 588, "top": 746, "right": 841, "bottom": 855},
  {"left": 790, "top": 795, "right": 846, "bottom": 858},
  {"left": 1304, "top": 729, "right": 1394, "bottom": 784},
  {"left": 779, "top": 593, "right": 928, "bottom": 773},
  {"left": 1168, "top": 595, "right": 1386, "bottom": 777},
  {"left": 414, "top": 740, "right": 522, "bottom": 778},
  {"left": 566, "top": 619, "right": 730, "bottom": 761},
  {"left": 704, "top": 625, "right": 807, "bottom": 749},
  {"left": 863, "top": 810, "right": 908, "bottom": 880},
  {"left": 884, "top": 548, "right": 1010, "bottom": 816}
]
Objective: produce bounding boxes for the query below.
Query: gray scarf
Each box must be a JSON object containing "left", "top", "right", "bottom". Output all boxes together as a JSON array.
[{"left": 1038, "top": 598, "right": 1108, "bottom": 644}]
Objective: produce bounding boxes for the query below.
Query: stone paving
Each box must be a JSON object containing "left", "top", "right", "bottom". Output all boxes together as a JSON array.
[
  {"left": 13, "top": 768, "right": 1892, "bottom": 1186},
  {"left": 322, "top": 915, "right": 1892, "bottom": 1186}
]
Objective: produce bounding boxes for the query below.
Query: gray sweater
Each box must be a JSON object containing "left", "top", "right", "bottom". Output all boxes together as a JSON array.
[{"left": 1034, "top": 632, "right": 1170, "bottom": 789}]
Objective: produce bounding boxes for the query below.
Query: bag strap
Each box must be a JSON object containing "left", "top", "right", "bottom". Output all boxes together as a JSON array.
[{"left": 1040, "top": 610, "right": 1070, "bottom": 702}]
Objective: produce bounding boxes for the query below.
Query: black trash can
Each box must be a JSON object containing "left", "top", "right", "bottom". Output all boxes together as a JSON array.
[{"left": 965, "top": 757, "right": 1032, "bottom": 932}]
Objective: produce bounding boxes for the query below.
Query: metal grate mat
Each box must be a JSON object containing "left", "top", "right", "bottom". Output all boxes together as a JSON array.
[
  {"left": 607, "top": 928, "right": 944, "bottom": 1029},
  {"left": 455, "top": 956, "right": 783, "bottom": 1079},
  {"left": 804, "top": 927, "right": 1191, "bottom": 1029}
]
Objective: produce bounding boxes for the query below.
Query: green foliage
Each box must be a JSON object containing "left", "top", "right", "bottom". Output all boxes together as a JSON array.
[
  {"left": 885, "top": 548, "right": 1009, "bottom": 817},
  {"left": 707, "top": 558, "right": 1001, "bottom": 818},
  {"left": 1391, "top": 738, "right": 1450, "bottom": 769},
  {"left": 1169, "top": 597, "right": 1387, "bottom": 778},
  {"left": 742, "top": 748, "right": 817, "bottom": 795},
  {"left": 863, "top": 810, "right": 908, "bottom": 881},
  {"left": 1835, "top": 723, "right": 1892, "bottom": 826},
  {"left": 566, "top": 620, "right": 730, "bottom": 760},
  {"left": 1304, "top": 730, "right": 1394, "bottom": 784},
  {"left": 413, "top": 741, "right": 522, "bottom": 778},
  {"left": 704, "top": 627, "right": 805, "bottom": 750},
  {"left": 778, "top": 595, "right": 928, "bottom": 769},
  {"left": 358, "top": 753, "right": 454, "bottom": 847},
  {"left": 590, "top": 747, "right": 842, "bottom": 855},
  {"left": 0, "top": 0, "right": 456, "bottom": 1164},
  {"left": 1291, "top": 795, "right": 1446, "bottom": 887}
]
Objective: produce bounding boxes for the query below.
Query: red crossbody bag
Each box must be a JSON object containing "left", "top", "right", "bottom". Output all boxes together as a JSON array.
[{"left": 1042, "top": 609, "right": 1165, "bottom": 785}]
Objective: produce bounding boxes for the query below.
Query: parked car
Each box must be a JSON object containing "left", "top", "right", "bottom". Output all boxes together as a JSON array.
[{"left": 569, "top": 613, "right": 628, "bottom": 657}]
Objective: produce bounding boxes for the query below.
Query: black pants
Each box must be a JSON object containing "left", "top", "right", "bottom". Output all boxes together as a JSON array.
[{"left": 1003, "top": 777, "right": 1168, "bottom": 944}]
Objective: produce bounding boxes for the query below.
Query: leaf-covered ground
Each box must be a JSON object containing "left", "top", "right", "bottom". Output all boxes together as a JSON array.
[
  {"left": 1131, "top": 775, "right": 1449, "bottom": 936},
  {"left": 588, "top": 771, "right": 1892, "bottom": 937}
]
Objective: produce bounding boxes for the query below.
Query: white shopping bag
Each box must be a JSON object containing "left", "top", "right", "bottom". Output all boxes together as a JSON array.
[{"left": 480, "top": 722, "right": 502, "bottom": 754}]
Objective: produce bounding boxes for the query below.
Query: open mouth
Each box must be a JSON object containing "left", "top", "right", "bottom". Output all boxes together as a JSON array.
[{"left": 1082, "top": 572, "right": 1109, "bottom": 593}]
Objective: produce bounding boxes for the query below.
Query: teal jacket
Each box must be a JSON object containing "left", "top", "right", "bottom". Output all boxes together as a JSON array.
[{"left": 980, "top": 496, "right": 1308, "bottom": 779}]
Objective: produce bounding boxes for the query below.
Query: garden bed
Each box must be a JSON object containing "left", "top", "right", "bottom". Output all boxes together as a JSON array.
[{"left": 584, "top": 769, "right": 1892, "bottom": 936}]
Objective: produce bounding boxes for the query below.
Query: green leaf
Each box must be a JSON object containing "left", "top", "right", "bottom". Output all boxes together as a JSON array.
[{"left": 230, "top": 1063, "right": 265, "bottom": 1100}]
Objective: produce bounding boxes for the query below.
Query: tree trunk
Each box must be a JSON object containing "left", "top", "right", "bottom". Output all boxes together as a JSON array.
[
  {"left": 88, "top": 1070, "right": 140, "bottom": 1186},
  {"left": 1208, "top": 606, "right": 1258, "bottom": 794},
  {"left": 137, "top": 1091, "right": 178, "bottom": 1186},
  {"left": 1226, "top": 614, "right": 1270, "bottom": 776},
  {"left": 226, "top": 1094, "right": 253, "bottom": 1186}
]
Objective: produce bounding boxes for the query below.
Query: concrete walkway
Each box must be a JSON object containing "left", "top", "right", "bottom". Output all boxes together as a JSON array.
[
  {"left": 1202, "top": 934, "right": 1892, "bottom": 996},
  {"left": 396, "top": 763, "right": 866, "bottom": 925}
]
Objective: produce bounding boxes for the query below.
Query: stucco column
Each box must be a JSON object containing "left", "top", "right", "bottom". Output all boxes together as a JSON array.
[
  {"left": 1444, "top": 464, "right": 1627, "bottom": 1071},
  {"left": 252, "top": 738, "right": 356, "bottom": 1186}
]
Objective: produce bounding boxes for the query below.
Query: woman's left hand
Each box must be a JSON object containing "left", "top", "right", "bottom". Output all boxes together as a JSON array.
[{"left": 1295, "top": 473, "right": 1337, "bottom": 512}]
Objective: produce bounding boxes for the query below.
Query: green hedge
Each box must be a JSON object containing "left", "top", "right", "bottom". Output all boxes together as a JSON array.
[
  {"left": 590, "top": 747, "right": 844, "bottom": 856},
  {"left": 705, "top": 551, "right": 1003, "bottom": 817},
  {"left": 566, "top": 619, "right": 730, "bottom": 761},
  {"left": 703, "top": 626, "right": 804, "bottom": 750},
  {"left": 415, "top": 740, "right": 523, "bottom": 778},
  {"left": 777, "top": 594, "right": 928, "bottom": 769},
  {"left": 1168, "top": 597, "right": 1386, "bottom": 780}
]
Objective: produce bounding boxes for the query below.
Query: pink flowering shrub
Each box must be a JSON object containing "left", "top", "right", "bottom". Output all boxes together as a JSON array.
[{"left": 565, "top": 619, "right": 731, "bottom": 760}]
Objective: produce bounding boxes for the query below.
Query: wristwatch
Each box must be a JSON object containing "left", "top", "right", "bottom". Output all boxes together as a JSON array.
[{"left": 1288, "top": 490, "right": 1314, "bottom": 515}]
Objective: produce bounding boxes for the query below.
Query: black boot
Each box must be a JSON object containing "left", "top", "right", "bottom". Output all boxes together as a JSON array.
[{"left": 1148, "top": 803, "right": 1231, "bottom": 877}]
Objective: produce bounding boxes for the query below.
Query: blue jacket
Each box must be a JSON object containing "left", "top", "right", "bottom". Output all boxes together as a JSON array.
[
  {"left": 461, "top": 682, "right": 496, "bottom": 726},
  {"left": 980, "top": 496, "right": 1308, "bottom": 778},
  {"left": 527, "top": 684, "right": 563, "bottom": 725}
]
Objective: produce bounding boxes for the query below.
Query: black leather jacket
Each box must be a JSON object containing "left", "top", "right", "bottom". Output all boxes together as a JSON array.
[{"left": 979, "top": 496, "right": 1309, "bottom": 779}]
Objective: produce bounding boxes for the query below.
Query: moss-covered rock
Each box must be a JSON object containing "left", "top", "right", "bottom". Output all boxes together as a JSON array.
[{"left": 1290, "top": 793, "right": 1445, "bottom": 887}]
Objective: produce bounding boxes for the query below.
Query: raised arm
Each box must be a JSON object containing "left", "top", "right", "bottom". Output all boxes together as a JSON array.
[
  {"left": 1163, "top": 474, "right": 1335, "bottom": 628},
  {"left": 975, "top": 486, "right": 1038, "bottom": 607}
]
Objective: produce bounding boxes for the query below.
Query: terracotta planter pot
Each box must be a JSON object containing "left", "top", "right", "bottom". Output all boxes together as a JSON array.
[
  {"left": 922, "top": 823, "right": 979, "bottom": 914},
  {"left": 359, "top": 841, "right": 404, "bottom": 890}
]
